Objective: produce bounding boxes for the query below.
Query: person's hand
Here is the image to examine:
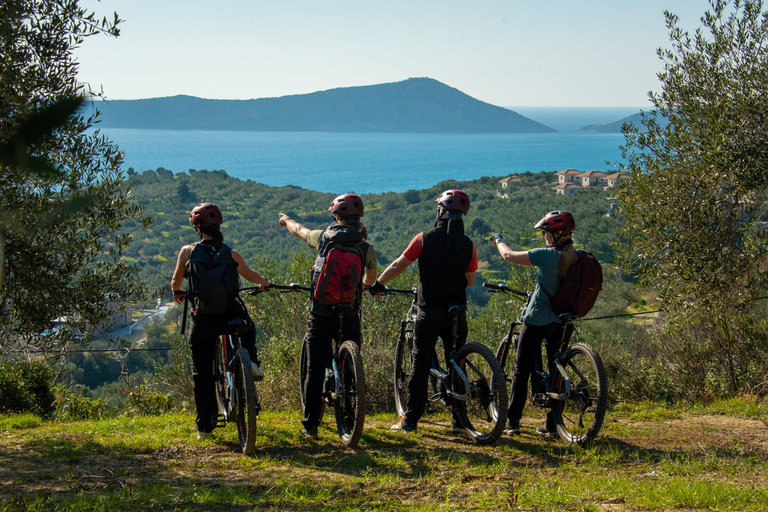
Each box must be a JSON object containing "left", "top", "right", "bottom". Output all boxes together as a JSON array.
[
  {"left": 490, "top": 233, "right": 504, "bottom": 245},
  {"left": 278, "top": 213, "right": 289, "bottom": 227},
  {"left": 173, "top": 289, "right": 186, "bottom": 304},
  {"left": 368, "top": 281, "right": 388, "bottom": 296},
  {"left": 260, "top": 279, "right": 273, "bottom": 292}
]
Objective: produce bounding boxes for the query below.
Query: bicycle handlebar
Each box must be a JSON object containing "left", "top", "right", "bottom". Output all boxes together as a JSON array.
[
  {"left": 382, "top": 287, "right": 417, "bottom": 296},
  {"left": 243, "top": 283, "right": 312, "bottom": 295},
  {"left": 482, "top": 282, "right": 530, "bottom": 299}
]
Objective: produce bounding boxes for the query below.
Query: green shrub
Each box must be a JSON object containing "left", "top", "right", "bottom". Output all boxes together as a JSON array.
[
  {"left": 53, "top": 385, "right": 114, "bottom": 421},
  {"left": 0, "top": 361, "right": 55, "bottom": 417},
  {"left": 122, "top": 384, "right": 174, "bottom": 416}
]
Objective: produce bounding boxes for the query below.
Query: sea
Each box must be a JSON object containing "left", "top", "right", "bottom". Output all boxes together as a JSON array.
[{"left": 101, "top": 107, "right": 641, "bottom": 194}]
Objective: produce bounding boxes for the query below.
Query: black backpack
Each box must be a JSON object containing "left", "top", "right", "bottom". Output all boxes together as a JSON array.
[
  {"left": 544, "top": 250, "right": 603, "bottom": 318},
  {"left": 185, "top": 242, "right": 240, "bottom": 315}
]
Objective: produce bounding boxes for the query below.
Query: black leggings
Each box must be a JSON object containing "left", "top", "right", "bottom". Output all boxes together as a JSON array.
[
  {"left": 403, "top": 305, "right": 467, "bottom": 428},
  {"left": 507, "top": 321, "right": 572, "bottom": 426},
  {"left": 301, "top": 309, "right": 361, "bottom": 429},
  {"left": 188, "top": 301, "right": 258, "bottom": 433}
]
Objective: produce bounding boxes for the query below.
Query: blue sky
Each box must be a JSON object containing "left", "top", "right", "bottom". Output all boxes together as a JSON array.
[{"left": 76, "top": 0, "right": 708, "bottom": 107}]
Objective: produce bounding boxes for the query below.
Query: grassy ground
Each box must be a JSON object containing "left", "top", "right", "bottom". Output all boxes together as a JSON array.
[{"left": 0, "top": 397, "right": 766, "bottom": 511}]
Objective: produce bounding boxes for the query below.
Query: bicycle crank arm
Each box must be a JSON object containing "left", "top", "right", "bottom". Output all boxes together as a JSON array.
[
  {"left": 546, "top": 361, "right": 572, "bottom": 401},
  {"left": 446, "top": 360, "right": 472, "bottom": 402},
  {"left": 330, "top": 359, "right": 341, "bottom": 400}
]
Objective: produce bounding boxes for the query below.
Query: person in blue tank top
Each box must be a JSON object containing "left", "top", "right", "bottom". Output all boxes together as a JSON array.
[{"left": 491, "top": 211, "right": 577, "bottom": 437}]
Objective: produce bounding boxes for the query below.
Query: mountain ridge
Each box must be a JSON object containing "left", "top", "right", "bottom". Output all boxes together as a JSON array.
[{"left": 95, "top": 78, "right": 557, "bottom": 134}]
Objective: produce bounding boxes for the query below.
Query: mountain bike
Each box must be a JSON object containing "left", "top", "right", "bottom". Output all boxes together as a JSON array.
[
  {"left": 383, "top": 287, "right": 507, "bottom": 445},
  {"left": 252, "top": 283, "right": 366, "bottom": 447},
  {"left": 483, "top": 282, "right": 607, "bottom": 445},
  {"left": 213, "top": 313, "right": 260, "bottom": 455}
]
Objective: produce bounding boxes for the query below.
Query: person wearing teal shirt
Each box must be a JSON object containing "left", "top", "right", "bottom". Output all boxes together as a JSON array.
[{"left": 491, "top": 211, "right": 577, "bottom": 437}]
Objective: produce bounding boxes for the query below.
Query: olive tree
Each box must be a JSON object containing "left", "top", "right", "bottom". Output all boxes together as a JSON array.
[
  {"left": 0, "top": 0, "right": 150, "bottom": 354},
  {"left": 618, "top": 0, "right": 768, "bottom": 392}
]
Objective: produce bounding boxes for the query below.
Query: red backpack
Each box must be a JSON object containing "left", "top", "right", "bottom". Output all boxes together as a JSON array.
[
  {"left": 312, "top": 238, "right": 367, "bottom": 305},
  {"left": 545, "top": 250, "right": 603, "bottom": 318}
]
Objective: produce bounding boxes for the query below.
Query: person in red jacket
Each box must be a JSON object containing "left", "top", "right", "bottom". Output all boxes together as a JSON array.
[{"left": 371, "top": 190, "right": 477, "bottom": 434}]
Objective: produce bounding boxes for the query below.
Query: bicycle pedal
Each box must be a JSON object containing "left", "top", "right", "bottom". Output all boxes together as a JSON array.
[{"left": 215, "top": 415, "right": 227, "bottom": 428}]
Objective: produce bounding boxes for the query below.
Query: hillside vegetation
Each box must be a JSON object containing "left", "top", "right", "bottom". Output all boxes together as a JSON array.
[{"left": 125, "top": 167, "right": 616, "bottom": 300}]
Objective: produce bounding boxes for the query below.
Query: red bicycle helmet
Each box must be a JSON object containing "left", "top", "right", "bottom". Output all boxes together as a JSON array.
[
  {"left": 328, "top": 194, "right": 364, "bottom": 217},
  {"left": 435, "top": 189, "right": 470, "bottom": 215},
  {"left": 189, "top": 203, "right": 223, "bottom": 228},
  {"left": 535, "top": 211, "right": 575, "bottom": 235}
]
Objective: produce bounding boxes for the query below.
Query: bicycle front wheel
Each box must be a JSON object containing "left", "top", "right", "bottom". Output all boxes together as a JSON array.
[
  {"left": 335, "top": 340, "right": 366, "bottom": 448},
  {"left": 551, "top": 343, "right": 607, "bottom": 446},
  {"left": 393, "top": 329, "right": 414, "bottom": 418},
  {"left": 452, "top": 342, "right": 508, "bottom": 445},
  {"left": 233, "top": 348, "right": 259, "bottom": 455}
]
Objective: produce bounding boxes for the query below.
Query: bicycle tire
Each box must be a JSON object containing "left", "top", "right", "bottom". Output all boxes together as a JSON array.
[
  {"left": 335, "top": 340, "right": 366, "bottom": 448},
  {"left": 214, "top": 335, "right": 230, "bottom": 421},
  {"left": 393, "top": 329, "right": 414, "bottom": 418},
  {"left": 299, "top": 336, "right": 325, "bottom": 422},
  {"left": 452, "top": 342, "right": 508, "bottom": 445},
  {"left": 233, "top": 348, "right": 258, "bottom": 455},
  {"left": 551, "top": 342, "right": 607, "bottom": 446}
]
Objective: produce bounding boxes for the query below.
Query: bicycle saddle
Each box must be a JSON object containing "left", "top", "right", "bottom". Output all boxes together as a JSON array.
[
  {"left": 225, "top": 318, "right": 249, "bottom": 336},
  {"left": 448, "top": 304, "right": 467, "bottom": 315}
]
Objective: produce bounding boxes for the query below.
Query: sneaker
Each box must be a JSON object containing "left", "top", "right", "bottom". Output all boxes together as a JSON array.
[
  {"left": 450, "top": 421, "right": 464, "bottom": 434},
  {"left": 196, "top": 431, "right": 211, "bottom": 440},
  {"left": 503, "top": 420, "right": 521, "bottom": 436},
  {"left": 536, "top": 424, "right": 557, "bottom": 437},
  {"left": 251, "top": 361, "right": 265, "bottom": 381},
  {"left": 300, "top": 426, "right": 318, "bottom": 439},
  {"left": 390, "top": 420, "right": 417, "bottom": 434}
]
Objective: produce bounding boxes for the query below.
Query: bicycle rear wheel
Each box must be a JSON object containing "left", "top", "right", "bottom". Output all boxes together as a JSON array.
[
  {"left": 452, "top": 342, "right": 508, "bottom": 445},
  {"left": 233, "top": 348, "right": 259, "bottom": 455},
  {"left": 214, "top": 335, "right": 229, "bottom": 421},
  {"left": 393, "top": 329, "right": 414, "bottom": 418},
  {"left": 551, "top": 343, "right": 607, "bottom": 446},
  {"left": 335, "top": 340, "right": 366, "bottom": 447}
]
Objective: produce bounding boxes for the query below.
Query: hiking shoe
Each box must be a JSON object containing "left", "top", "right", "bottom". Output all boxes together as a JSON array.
[
  {"left": 450, "top": 421, "right": 464, "bottom": 434},
  {"left": 251, "top": 362, "right": 265, "bottom": 381},
  {"left": 390, "top": 420, "right": 417, "bottom": 434},
  {"left": 536, "top": 424, "right": 557, "bottom": 437},
  {"left": 300, "top": 426, "right": 318, "bottom": 439},
  {"left": 503, "top": 420, "right": 521, "bottom": 436},
  {"left": 196, "top": 431, "right": 212, "bottom": 440}
]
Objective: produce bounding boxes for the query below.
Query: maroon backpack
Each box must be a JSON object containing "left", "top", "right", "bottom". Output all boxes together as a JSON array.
[{"left": 545, "top": 250, "right": 603, "bottom": 318}]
